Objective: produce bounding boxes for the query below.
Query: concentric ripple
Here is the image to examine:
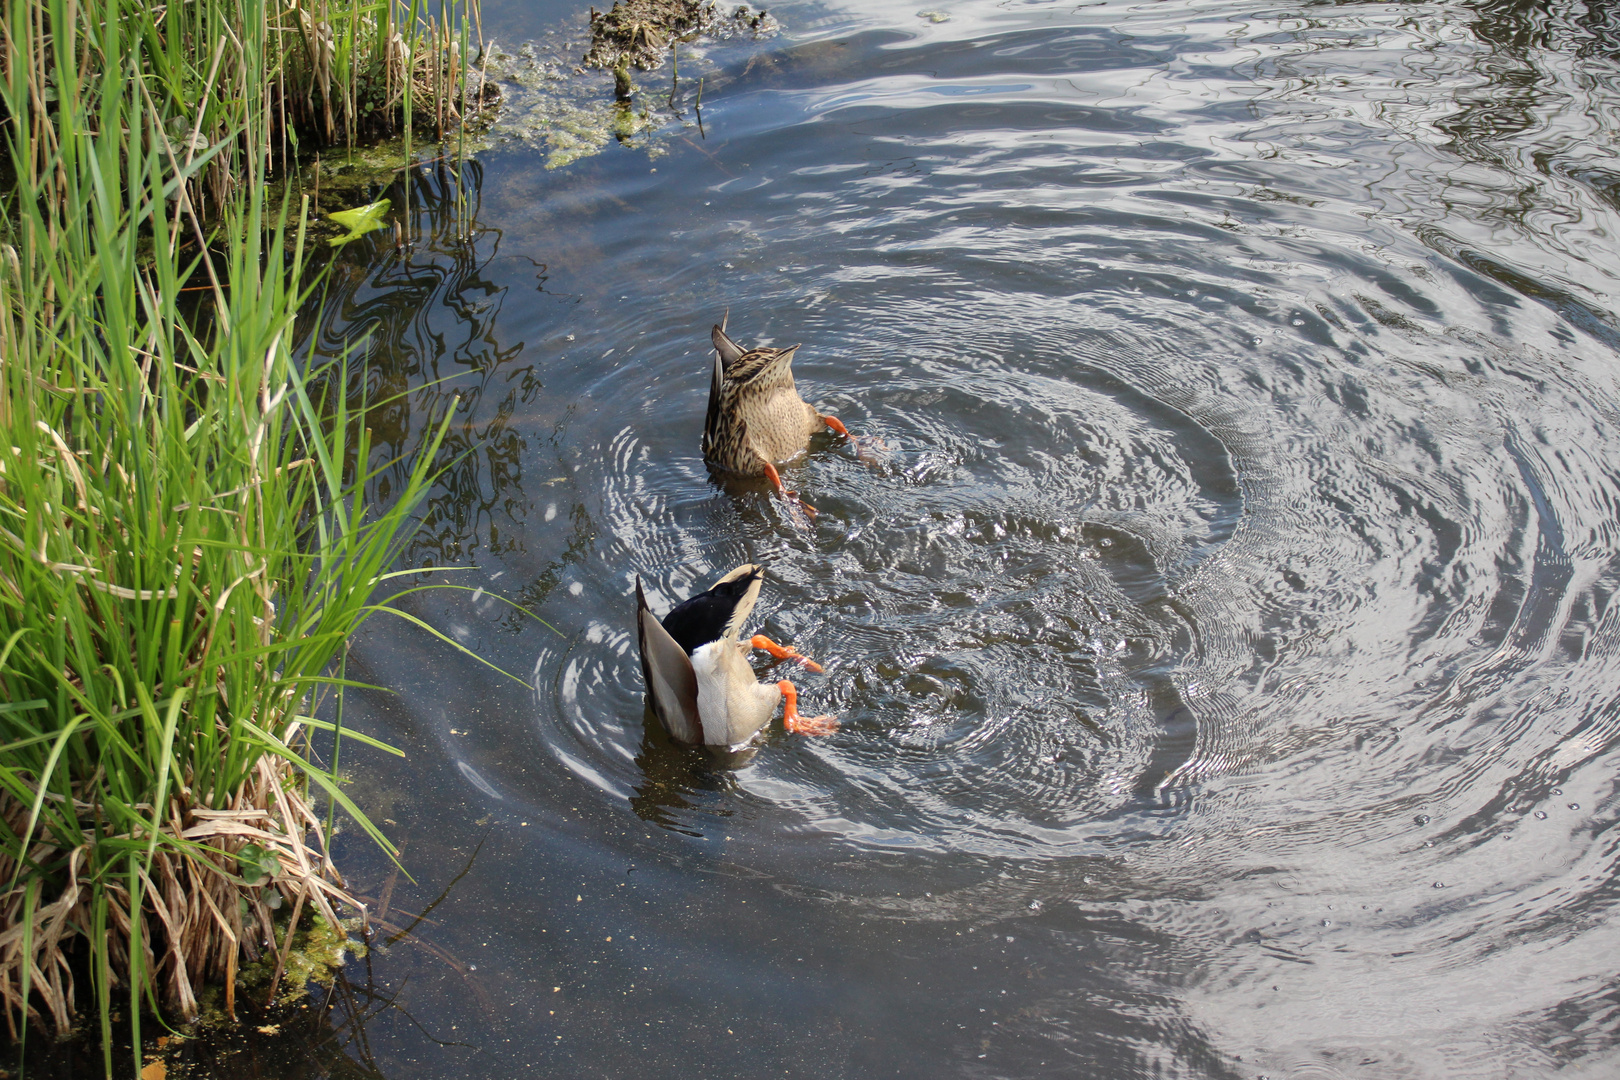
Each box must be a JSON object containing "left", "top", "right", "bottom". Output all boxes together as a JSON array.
[
  {"left": 490, "top": 2, "right": 1620, "bottom": 882},
  {"left": 316, "top": 0, "right": 1620, "bottom": 1074},
  {"left": 532, "top": 325, "right": 1241, "bottom": 851}
]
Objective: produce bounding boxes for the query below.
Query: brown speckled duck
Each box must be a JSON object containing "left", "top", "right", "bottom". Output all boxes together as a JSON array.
[
  {"left": 702, "top": 323, "right": 854, "bottom": 513},
  {"left": 636, "top": 564, "right": 838, "bottom": 747}
]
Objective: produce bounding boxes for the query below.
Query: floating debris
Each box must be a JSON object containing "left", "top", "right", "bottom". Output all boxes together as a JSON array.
[
  {"left": 326, "top": 199, "right": 393, "bottom": 246},
  {"left": 583, "top": 1, "right": 775, "bottom": 100},
  {"left": 235, "top": 914, "right": 367, "bottom": 1008}
]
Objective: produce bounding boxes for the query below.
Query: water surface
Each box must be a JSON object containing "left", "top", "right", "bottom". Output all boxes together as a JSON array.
[{"left": 269, "top": 1, "right": 1620, "bottom": 1076}]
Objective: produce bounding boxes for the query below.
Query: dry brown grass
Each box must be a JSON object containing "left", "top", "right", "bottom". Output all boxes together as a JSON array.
[{"left": 0, "top": 759, "right": 359, "bottom": 1036}]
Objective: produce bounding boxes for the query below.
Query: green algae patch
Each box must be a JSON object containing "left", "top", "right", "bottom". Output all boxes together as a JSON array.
[
  {"left": 237, "top": 916, "right": 369, "bottom": 1010},
  {"left": 476, "top": 2, "right": 776, "bottom": 169},
  {"left": 480, "top": 40, "right": 684, "bottom": 168},
  {"left": 276, "top": 139, "right": 481, "bottom": 243},
  {"left": 543, "top": 97, "right": 667, "bottom": 169}
]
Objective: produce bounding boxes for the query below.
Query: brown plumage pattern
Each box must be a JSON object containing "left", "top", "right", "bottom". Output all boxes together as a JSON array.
[{"left": 702, "top": 324, "right": 836, "bottom": 478}]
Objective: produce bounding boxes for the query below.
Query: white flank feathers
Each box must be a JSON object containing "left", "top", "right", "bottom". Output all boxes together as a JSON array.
[{"left": 690, "top": 641, "right": 735, "bottom": 746}]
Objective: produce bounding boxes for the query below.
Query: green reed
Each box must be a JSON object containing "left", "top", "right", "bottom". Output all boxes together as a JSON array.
[{"left": 0, "top": 0, "right": 477, "bottom": 1072}]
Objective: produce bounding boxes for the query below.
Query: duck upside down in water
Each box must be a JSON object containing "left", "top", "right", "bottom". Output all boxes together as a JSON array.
[
  {"left": 636, "top": 564, "right": 838, "bottom": 746},
  {"left": 703, "top": 323, "right": 856, "bottom": 514}
]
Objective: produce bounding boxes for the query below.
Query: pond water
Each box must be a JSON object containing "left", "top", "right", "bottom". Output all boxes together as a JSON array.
[{"left": 244, "top": 1, "right": 1620, "bottom": 1076}]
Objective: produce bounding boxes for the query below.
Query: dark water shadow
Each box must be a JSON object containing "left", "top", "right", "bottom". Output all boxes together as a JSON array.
[{"left": 628, "top": 711, "right": 756, "bottom": 834}]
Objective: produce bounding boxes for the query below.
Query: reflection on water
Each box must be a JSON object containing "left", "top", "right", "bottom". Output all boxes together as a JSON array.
[
  {"left": 628, "top": 716, "right": 756, "bottom": 833},
  {"left": 236, "top": 0, "right": 1620, "bottom": 1076},
  {"left": 308, "top": 158, "right": 541, "bottom": 568}
]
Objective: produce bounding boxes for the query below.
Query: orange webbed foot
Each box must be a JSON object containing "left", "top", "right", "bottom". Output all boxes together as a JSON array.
[
  {"left": 821, "top": 414, "right": 887, "bottom": 464},
  {"left": 778, "top": 680, "right": 839, "bottom": 736},
  {"left": 762, "top": 461, "right": 818, "bottom": 518},
  {"left": 750, "top": 634, "right": 824, "bottom": 673},
  {"left": 787, "top": 712, "right": 839, "bottom": 736}
]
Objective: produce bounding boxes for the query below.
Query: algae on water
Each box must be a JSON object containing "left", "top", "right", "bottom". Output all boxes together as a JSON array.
[
  {"left": 236, "top": 915, "right": 368, "bottom": 1009},
  {"left": 583, "top": 0, "right": 774, "bottom": 99},
  {"left": 475, "top": 4, "right": 776, "bottom": 168},
  {"left": 480, "top": 40, "right": 675, "bottom": 168}
]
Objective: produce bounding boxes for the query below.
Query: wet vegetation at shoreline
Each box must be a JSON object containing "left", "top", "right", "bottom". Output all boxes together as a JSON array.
[
  {"left": 0, "top": 0, "right": 482, "bottom": 1072},
  {"left": 473, "top": 2, "right": 776, "bottom": 169},
  {"left": 583, "top": 0, "right": 774, "bottom": 100}
]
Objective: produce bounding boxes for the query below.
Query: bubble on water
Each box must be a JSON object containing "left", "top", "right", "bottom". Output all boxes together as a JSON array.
[
  {"left": 1552, "top": 788, "right": 1563, "bottom": 795},
  {"left": 1432, "top": 882, "right": 1446, "bottom": 888},
  {"left": 1028, "top": 900, "right": 1043, "bottom": 912},
  {"left": 1535, "top": 811, "right": 1548, "bottom": 819},
  {"left": 1413, "top": 814, "right": 1430, "bottom": 826},
  {"left": 1569, "top": 803, "right": 1581, "bottom": 810}
]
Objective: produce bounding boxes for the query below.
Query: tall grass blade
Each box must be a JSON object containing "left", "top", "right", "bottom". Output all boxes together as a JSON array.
[{"left": 0, "top": 0, "right": 483, "bottom": 1066}]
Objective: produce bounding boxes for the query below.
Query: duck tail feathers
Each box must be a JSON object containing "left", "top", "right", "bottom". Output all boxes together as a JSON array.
[
  {"left": 712, "top": 323, "right": 746, "bottom": 369},
  {"left": 636, "top": 577, "right": 704, "bottom": 744},
  {"left": 660, "top": 564, "right": 764, "bottom": 653},
  {"left": 704, "top": 346, "right": 725, "bottom": 456}
]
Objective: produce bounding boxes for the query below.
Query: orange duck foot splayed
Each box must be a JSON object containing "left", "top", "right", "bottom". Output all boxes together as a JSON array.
[{"left": 778, "top": 680, "right": 837, "bottom": 736}]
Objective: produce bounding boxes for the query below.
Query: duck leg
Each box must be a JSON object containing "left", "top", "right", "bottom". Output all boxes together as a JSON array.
[
  {"left": 761, "top": 460, "right": 817, "bottom": 517},
  {"left": 820, "top": 412, "right": 886, "bottom": 465},
  {"left": 777, "top": 680, "right": 838, "bottom": 736},
  {"left": 750, "top": 634, "right": 823, "bottom": 672}
]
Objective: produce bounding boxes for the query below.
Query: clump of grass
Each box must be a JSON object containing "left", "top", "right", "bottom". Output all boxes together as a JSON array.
[
  {"left": 0, "top": 0, "right": 471, "bottom": 1072},
  {"left": 278, "top": 0, "right": 490, "bottom": 152},
  {"left": 4, "top": 0, "right": 487, "bottom": 222}
]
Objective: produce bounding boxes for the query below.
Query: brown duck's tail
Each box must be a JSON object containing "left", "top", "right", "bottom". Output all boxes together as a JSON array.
[{"left": 712, "top": 322, "right": 746, "bottom": 369}]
